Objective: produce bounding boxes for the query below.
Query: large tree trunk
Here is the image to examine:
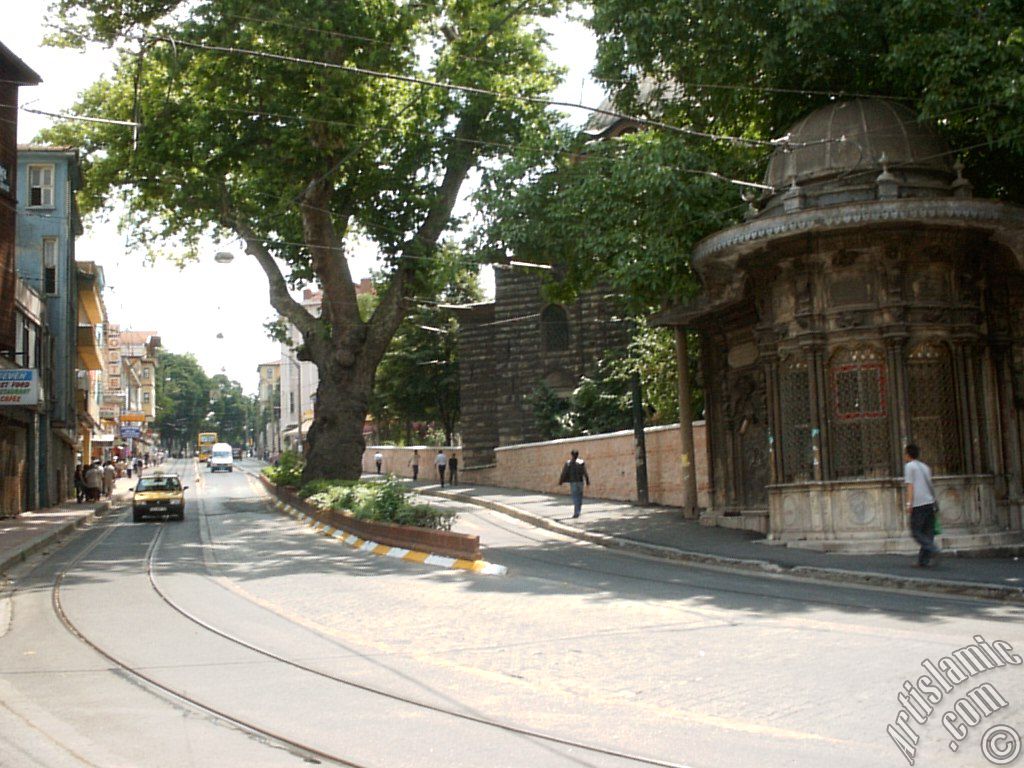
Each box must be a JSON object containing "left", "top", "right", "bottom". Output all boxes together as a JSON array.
[{"left": 302, "top": 356, "right": 373, "bottom": 482}]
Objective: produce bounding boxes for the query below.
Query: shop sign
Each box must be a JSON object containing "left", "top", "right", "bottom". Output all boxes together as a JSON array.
[
  {"left": 0, "top": 369, "right": 40, "bottom": 406},
  {"left": 120, "top": 412, "right": 146, "bottom": 422},
  {"left": 120, "top": 426, "right": 141, "bottom": 438},
  {"left": 99, "top": 405, "right": 119, "bottom": 420}
]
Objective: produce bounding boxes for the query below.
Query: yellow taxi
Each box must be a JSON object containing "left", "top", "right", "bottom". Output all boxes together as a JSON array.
[{"left": 132, "top": 473, "right": 188, "bottom": 522}]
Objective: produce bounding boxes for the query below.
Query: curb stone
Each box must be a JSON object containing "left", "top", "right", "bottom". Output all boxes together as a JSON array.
[
  {"left": 239, "top": 468, "right": 506, "bottom": 575},
  {"left": 268, "top": 497, "right": 507, "bottom": 576},
  {"left": 418, "top": 489, "right": 1024, "bottom": 603},
  {"left": 0, "top": 500, "right": 112, "bottom": 575}
]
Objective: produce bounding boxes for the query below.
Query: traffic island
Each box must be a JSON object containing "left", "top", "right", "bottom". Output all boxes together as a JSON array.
[{"left": 257, "top": 475, "right": 506, "bottom": 575}]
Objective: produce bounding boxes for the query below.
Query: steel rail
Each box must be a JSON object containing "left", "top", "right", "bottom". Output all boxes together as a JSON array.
[
  {"left": 50, "top": 512, "right": 365, "bottom": 768},
  {"left": 140, "top": 472, "right": 695, "bottom": 768}
]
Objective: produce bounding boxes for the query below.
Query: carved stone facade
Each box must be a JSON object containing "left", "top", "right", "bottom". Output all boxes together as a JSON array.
[
  {"left": 456, "top": 269, "right": 630, "bottom": 468},
  {"left": 656, "top": 99, "right": 1024, "bottom": 551}
]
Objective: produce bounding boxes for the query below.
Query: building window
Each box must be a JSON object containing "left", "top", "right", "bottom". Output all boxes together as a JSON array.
[
  {"left": 28, "top": 164, "right": 55, "bottom": 207},
  {"left": 289, "top": 391, "right": 295, "bottom": 414},
  {"left": 907, "top": 342, "right": 961, "bottom": 475},
  {"left": 143, "top": 391, "right": 151, "bottom": 404},
  {"left": 540, "top": 305, "right": 570, "bottom": 352},
  {"left": 15, "top": 311, "right": 38, "bottom": 368},
  {"left": 828, "top": 346, "right": 891, "bottom": 478},
  {"left": 42, "top": 237, "right": 58, "bottom": 295},
  {"left": 779, "top": 355, "right": 813, "bottom": 482},
  {"left": 142, "top": 367, "right": 151, "bottom": 380}
]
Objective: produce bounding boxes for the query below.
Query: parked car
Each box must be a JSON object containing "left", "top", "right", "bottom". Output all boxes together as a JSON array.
[{"left": 132, "top": 473, "right": 187, "bottom": 522}]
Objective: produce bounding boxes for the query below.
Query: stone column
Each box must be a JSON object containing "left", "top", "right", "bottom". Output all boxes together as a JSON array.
[
  {"left": 675, "top": 328, "right": 699, "bottom": 519},
  {"left": 885, "top": 334, "right": 910, "bottom": 474},
  {"left": 808, "top": 344, "right": 830, "bottom": 481}
]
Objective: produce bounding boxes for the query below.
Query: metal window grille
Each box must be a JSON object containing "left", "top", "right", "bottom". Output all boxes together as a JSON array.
[
  {"left": 907, "top": 343, "right": 961, "bottom": 475},
  {"left": 779, "top": 356, "right": 813, "bottom": 482},
  {"left": 829, "top": 347, "right": 891, "bottom": 478}
]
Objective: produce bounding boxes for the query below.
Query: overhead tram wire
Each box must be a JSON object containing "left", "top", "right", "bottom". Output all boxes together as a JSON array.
[{"left": 144, "top": 35, "right": 789, "bottom": 150}]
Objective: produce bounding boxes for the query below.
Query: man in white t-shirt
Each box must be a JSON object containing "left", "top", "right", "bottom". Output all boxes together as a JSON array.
[
  {"left": 435, "top": 449, "right": 448, "bottom": 487},
  {"left": 904, "top": 443, "right": 939, "bottom": 567}
]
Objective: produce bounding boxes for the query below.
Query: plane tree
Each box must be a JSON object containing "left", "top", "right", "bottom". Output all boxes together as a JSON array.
[
  {"left": 153, "top": 349, "right": 212, "bottom": 455},
  {"left": 43, "top": 0, "right": 566, "bottom": 481}
]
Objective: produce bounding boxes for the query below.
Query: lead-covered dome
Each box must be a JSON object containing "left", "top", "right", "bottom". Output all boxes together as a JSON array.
[{"left": 759, "top": 99, "right": 956, "bottom": 216}]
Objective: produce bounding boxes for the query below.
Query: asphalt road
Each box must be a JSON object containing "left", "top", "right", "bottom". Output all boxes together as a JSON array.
[{"left": 1, "top": 458, "right": 1022, "bottom": 768}]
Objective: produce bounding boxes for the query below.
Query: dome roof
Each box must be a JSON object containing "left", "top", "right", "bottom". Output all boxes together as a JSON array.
[{"left": 764, "top": 99, "right": 952, "bottom": 191}]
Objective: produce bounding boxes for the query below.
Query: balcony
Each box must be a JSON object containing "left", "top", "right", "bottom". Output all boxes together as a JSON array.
[{"left": 77, "top": 324, "right": 103, "bottom": 371}]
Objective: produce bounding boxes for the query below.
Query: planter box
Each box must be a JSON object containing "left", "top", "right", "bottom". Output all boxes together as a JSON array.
[{"left": 260, "top": 475, "right": 481, "bottom": 561}]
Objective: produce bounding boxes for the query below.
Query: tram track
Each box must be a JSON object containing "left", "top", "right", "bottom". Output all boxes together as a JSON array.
[{"left": 43, "top": 465, "right": 694, "bottom": 768}]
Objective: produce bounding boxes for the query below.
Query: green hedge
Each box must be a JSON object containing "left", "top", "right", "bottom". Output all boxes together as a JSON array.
[
  {"left": 262, "top": 451, "right": 304, "bottom": 486},
  {"left": 299, "top": 475, "right": 455, "bottom": 531}
]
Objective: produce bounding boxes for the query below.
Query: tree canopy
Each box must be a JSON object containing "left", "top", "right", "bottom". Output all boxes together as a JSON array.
[
  {"left": 588, "top": 0, "right": 1024, "bottom": 201},
  {"left": 477, "top": 0, "right": 1024, "bottom": 314},
  {"left": 44, "top": 0, "right": 568, "bottom": 479}
]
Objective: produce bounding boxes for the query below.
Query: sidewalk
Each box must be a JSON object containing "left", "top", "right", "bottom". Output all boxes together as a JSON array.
[
  {"left": 0, "top": 476, "right": 135, "bottom": 575},
  {"left": 410, "top": 480, "right": 1024, "bottom": 602}
]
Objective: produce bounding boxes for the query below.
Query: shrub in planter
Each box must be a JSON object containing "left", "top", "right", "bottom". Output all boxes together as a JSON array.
[
  {"left": 305, "top": 476, "right": 455, "bottom": 530},
  {"left": 262, "top": 451, "right": 304, "bottom": 487}
]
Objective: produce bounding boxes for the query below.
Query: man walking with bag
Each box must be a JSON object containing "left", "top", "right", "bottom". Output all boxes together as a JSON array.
[
  {"left": 558, "top": 449, "right": 591, "bottom": 519},
  {"left": 904, "top": 443, "right": 940, "bottom": 567}
]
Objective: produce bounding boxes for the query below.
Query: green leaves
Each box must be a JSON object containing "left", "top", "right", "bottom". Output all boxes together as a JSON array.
[
  {"left": 476, "top": 128, "right": 751, "bottom": 311},
  {"left": 587, "top": 0, "right": 1024, "bottom": 201}
]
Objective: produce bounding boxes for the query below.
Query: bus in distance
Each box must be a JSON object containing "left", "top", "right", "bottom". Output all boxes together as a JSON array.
[{"left": 197, "top": 432, "right": 217, "bottom": 462}]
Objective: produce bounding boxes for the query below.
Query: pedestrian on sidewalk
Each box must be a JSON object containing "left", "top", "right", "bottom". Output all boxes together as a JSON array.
[
  {"left": 409, "top": 450, "right": 420, "bottom": 481},
  {"left": 435, "top": 449, "right": 448, "bottom": 487},
  {"left": 73, "top": 464, "right": 86, "bottom": 503},
  {"left": 102, "top": 461, "right": 115, "bottom": 497},
  {"left": 374, "top": 451, "right": 384, "bottom": 474},
  {"left": 904, "top": 443, "right": 940, "bottom": 567},
  {"left": 84, "top": 462, "right": 103, "bottom": 502},
  {"left": 558, "top": 449, "right": 591, "bottom": 519},
  {"left": 448, "top": 454, "right": 458, "bottom": 486},
  {"left": 134, "top": 458, "right": 143, "bottom": 478}
]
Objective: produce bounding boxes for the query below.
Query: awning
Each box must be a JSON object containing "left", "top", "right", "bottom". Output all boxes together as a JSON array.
[{"left": 281, "top": 418, "right": 313, "bottom": 439}]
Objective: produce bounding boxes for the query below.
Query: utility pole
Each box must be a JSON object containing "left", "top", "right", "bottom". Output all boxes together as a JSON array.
[
  {"left": 675, "top": 328, "right": 699, "bottom": 519},
  {"left": 632, "top": 372, "right": 649, "bottom": 506}
]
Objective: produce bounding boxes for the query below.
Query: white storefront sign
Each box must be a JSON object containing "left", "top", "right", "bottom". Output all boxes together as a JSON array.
[{"left": 0, "top": 369, "right": 40, "bottom": 406}]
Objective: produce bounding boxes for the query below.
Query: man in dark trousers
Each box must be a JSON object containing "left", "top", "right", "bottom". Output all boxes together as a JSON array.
[
  {"left": 448, "top": 454, "right": 458, "bottom": 486},
  {"left": 558, "top": 449, "right": 591, "bottom": 519},
  {"left": 904, "top": 443, "right": 940, "bottom": 566}
]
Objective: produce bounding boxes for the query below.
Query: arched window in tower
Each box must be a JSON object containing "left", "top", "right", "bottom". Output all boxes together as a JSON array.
[
  {"left": 828, "top": 346, "right": 891, "bottom": 478},
  {"left": 779, "top": 354, "right": 813, "bottom": 482},
  {"left": 540, "top": 304, "right": 571, "bottom": 352}
]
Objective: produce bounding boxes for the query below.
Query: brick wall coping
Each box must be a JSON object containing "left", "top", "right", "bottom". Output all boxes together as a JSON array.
[{"left": 493, "top": 421, "right": 707, "bottom": 454}]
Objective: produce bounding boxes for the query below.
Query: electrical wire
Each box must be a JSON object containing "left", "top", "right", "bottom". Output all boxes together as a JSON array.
[{"left": 146, "top": 34, "right": 784, "bottom": 149}]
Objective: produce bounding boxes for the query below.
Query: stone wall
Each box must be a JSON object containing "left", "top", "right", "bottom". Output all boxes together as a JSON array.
[
  {"left": 365, "top": 422, "right": 709, "bottom": 509},
  {"left": 455, "top": 270, "right": 633, "bottom": 469}
]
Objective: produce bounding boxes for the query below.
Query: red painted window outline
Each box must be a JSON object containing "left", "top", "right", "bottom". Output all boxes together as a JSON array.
[{"left": 832, "top": 362, "right": 887, "bottom": 421}]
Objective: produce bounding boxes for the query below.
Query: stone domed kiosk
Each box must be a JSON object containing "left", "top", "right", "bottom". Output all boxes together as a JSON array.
[{"left": 657, "top": 99, "right": 1024, "bottom": 552}]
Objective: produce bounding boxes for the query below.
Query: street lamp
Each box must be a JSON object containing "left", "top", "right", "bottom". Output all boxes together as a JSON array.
[{"left": 214, "top": 251, "right": 235, "bottom": 264}]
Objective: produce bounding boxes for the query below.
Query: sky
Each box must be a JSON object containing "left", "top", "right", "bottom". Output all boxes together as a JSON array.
[{"left": 5, "top": 2, "right": 604, "bottom": 394}]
